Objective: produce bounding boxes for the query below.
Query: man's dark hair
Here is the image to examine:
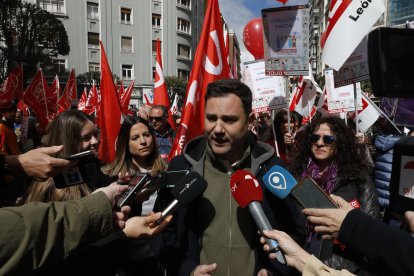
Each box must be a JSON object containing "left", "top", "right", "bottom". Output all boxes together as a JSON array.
[
  {"left": 205, "top": 79, "right": 252, "bottom": 116},
  {"left": 151, "top": 105, "right": 168, "bottom": 117}
]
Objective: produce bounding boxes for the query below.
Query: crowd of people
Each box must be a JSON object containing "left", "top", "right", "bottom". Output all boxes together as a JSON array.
[{"left": 0, "top": 78, "right": 414, "bottom": 276}]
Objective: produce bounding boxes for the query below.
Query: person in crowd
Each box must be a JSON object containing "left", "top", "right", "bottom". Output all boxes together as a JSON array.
[
  {"left": 289, "top": 117, "right": 380, "bottom": 274},
  {"left": 149, "top": 105, "right": 175, "bottom": 161},
  {"left": 0, "top": 183, "right": 171, "bottom": 275},
  {"left": 303, "top": 195, "right": 414, "bottom": 275},
  {"left": 260, "top": 229, "right": 354, "bottom": 276},
  {"left": 24, "top": 110, "right": 100, "bottom": 203},
  {"left": 137, "top": 105, "right": 152, "bottom": 120},
  {"left": 0, "top": 101, "right": 21, "bottom": 155},
  {"left": 102, "top": 115, "right": 166, "bottom": 276},
  {"left": 156, "top": 79, "right": 305, "bottom": 276},
  {"left": 268, "top": 109, "right": 297, "bottom": 163}
]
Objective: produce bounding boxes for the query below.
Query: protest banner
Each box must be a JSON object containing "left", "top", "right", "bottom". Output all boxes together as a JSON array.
[{"left": 262, "top": 5, "right": 309, "bottom": 76}]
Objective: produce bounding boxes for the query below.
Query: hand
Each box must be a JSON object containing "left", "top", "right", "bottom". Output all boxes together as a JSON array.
[
  {"left": 404, "top": 211, "right": 414, "bottom": 233},
  {"left": 355, "top": 133, "right": 365, "bottom": 144},
  {"left": 284, "top": 132, "right": 295, "bottom": 146},
  {"left": 7, "top": 145, "right": 72, "bottom": 180},
  {"left": 94, "top": 182, "right": 129, "bottom": 207},
  {"left": 257, "top": 269, "right": 273, "bottom": 276},
  {"left": 302, "top": 195, "right": 353, "bottom": 239},
  {"left": 261, "top": 230, "right": 310, "bottom": 273},
  {"left": 192, "top": 264, "right": 217, "bottom": 276},
  {"left": 122, "top": 212, "right": 172, "bottom": 239},
  {"left": 113, "top": 205, "right": 131, "bottom": 229}
]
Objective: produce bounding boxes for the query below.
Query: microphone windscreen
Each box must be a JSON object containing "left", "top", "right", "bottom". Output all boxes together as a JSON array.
[
  {"left": 170, "top": 171, "right": 207, "bottom": 206},
  {"left": 263, "top": 165, "right": 297, "bottom": 199},
  {"left": 230, "top": 170, "right": 263, "bottom": 208}
]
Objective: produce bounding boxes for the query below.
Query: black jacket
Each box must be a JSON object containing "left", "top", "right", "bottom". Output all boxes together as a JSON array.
[
  {"left": 152, "top": 135, "right": 305, "bottom": 276},
  {"left": 307, "top": 174, "right": 381, "bottom": 275}
]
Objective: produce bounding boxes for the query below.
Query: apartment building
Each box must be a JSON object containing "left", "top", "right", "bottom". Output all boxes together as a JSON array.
[{"left": 29, "top": 0, "right": 205, "bottom": 107}]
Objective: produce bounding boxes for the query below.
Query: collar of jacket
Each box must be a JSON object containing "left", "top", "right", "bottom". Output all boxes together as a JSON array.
[{"left": 182, "top": 132, "right": 275, "bottom": 176}]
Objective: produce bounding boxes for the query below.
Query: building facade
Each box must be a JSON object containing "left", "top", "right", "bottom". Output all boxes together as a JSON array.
[{"left": 30, "top": 0, "right": 205, "bottom": 107}]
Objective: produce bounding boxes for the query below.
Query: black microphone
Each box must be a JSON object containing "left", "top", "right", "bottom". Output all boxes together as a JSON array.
[{"left": 155, "top": 171, "right": 207, "bottom": 225}]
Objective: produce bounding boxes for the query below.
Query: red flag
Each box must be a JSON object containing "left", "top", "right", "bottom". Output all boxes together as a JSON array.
[
  {"left": 17, "top": 99, "right": 29, "bottom": 117},
  {"left": 98, "top": 41, "right": 123, "bottom": 163},
  {"left": 120, "top": 80, "right": 134, "bottom": 114},
  {"left": 153, "top": 39, "right": 176, "bottom": 131},
  {"left": 83, "top": 82, "right": 97, "bottom": 115},
  {"left": 0, "top": 65, "right": 23, "bottom": 107},
  {"left": 57, "top": 68, "right": 77, "bottom": 113},
  {"left": 47, "top": 75, "right": 60, "bottom": 119},
  {"left": 77, "top": 87, "right": 88, "bottom": 111},
  {"left": 22, "top": 70, "right": 49, "bottom": 129},
  {"left": 117, "top": 80, "right": 125, "bottom": 100},
  {"left": 169, "top": 0, "right": 230, "bottom": 158}
]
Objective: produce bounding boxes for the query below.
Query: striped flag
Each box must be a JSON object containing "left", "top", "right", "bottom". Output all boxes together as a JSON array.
[{"left": 320, "top": 0, "right": 385, "bottom": 70}]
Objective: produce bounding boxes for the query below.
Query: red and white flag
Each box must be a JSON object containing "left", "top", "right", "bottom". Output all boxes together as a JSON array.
[
  {"left": 47, "top": 75, "right": 60, "bottom": 119},
  {"left": 98, "top": 41, "right": 123, "bottom": 163},
  {"left": 120, "top": 80, "right": 134, "bottom": 114},
  {"left": 320, "top": 0, "right": 385, "bottom": 70},
  {"left": 0, "top": 65, "right": 23, "bottom": 107},
  {"left": 153, "top": 39, "right": 176, "bottom": 131},
  {"left": 22, "top": 70, "right": 49, "bottom": 129},
  {"left": 170, "top": 93, "right": 179, "bottom": 116},
  {"left": 77, "top": 87, "right": 88, "bottom": 111},
  {"left": 57, "top": 68, "right": 77, "bottom": 113},
  {"left": 169, "top": 0, "right": 230, "bottom": 158},
  {"left": 83, "top": 82, "right": 98, "bottom": 115},
  {"left": 348, "top": 92, "right": 381, "bottom": 133}
]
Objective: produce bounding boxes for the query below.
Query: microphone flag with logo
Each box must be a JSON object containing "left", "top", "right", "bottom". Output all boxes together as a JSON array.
[{"left": 263, "top": 165, "right": 297, "bottom": 199}]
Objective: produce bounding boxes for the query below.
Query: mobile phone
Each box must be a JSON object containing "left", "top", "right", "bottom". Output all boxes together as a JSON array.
[
  {"left": 53, "top": 151, "right": 98, "bottom": 189},
  {"left": 64, "top": 150, "right": 96, "bottom": 161},
  {"left": 116, "top": 173, "right": 151, "bottom": 208},
  {"left": 292, "top": 177, "right": 338, "bottom": 209}
]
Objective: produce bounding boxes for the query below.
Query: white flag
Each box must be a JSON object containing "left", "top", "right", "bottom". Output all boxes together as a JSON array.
[
  {"left": 348, "top": 92, "right": 381, "bottom": 133},
  {"left": 170, "top": 93, "right": 179, "bottom": 115},
  {"left": 321, "top": 0, "right": 385, "bottom": 71}
]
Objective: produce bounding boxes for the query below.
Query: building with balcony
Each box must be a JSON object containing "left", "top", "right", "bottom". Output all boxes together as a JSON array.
[
  {"left": 387, "top": 0, "right": 414, "bottom": 26},
  {"left": 28, "top": 0, "right": 205, "bottom": 107}
]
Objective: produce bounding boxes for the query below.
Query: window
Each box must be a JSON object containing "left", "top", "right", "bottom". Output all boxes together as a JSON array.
[
  {"left": 121, "top": 8, "right": 132, "bottom": 24},
  {"left": 122, "top": 64, "right": 133, "bottom": 80},
  {"left": 37, "top": 0, "right": 66, "bottom": 14},
  {"left": 53, "top": 59, "right": 66, "bottom": 73},
  {"left": 177, "top": 0, "right": 191, "bottom": 9},
  {"left": 177, "top": 18, "right": 190, "bottom": 34},
  {"left": 89, "top": 62, "right": 100, "bottom": 72},
  {"left": 178, "top": 69, "right": 189, "bottom": 81},
  {"left": 121, "top": 36, "right": 133, "bottom": 53},
  {"left": 152, "top": 14, "right": 161, "bottom": 28},
  {"left": 87, "top": 2, "right": 99, "bottom": 19},
  {"left": 177, "top": 44, "right": 190, "bottom": 59},
  {"left": 152, "top": 40, "right": 161, "bottom": 54},
  {"left": 88, "top": 32, "right": 99, "bottom": 48},
  {"left": 90, "top": 50, "right": 97, "bottom": 59}
]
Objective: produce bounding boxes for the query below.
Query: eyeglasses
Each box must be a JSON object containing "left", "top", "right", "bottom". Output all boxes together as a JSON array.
[
  {"left": 310, "top": 134, "right": 336, "bottom": 145},
  {"left": 149, "top": 116, "right": 165, "bottom": 122}
]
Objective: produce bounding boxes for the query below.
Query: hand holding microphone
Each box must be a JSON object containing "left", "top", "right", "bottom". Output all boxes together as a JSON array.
[{"left": 230, "top": 170, "right": 286, "bottom": 264}]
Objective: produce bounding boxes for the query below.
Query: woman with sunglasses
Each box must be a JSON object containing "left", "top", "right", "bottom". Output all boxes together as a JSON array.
[{"left": 289, "top": 117, "right": 380, "bottom": 275}]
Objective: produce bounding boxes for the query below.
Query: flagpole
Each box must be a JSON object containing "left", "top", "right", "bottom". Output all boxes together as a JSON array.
[
  {"left": 271, "top": 109, "right": 280, "bottom": 157},
  {"left": 353, "top": 83, "right": 358, "bottom": 133},
  {"left": 285, "top": 76, "right": 291, "bottom": 134}
]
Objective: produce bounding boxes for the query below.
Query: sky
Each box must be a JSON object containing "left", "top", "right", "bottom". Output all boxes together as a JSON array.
[{"left": 218, "top": 0, "right": 309, "bottom": 63}]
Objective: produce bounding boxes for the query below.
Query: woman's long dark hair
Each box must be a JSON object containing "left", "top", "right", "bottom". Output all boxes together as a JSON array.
[
  {"left": 102, "top": 115, "right": 165, "bottom": 176},
  {"left": 289, "top": 117, "right": 367, "bottom": 179}
]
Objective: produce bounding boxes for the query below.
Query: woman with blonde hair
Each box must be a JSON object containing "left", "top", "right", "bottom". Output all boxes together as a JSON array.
[{"left": 24, "top": 110, "right": 99, "bottom": 203}]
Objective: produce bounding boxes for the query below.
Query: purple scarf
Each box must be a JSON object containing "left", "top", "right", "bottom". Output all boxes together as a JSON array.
[{"left": 301, "top": 157, "right": 338, "bottom": 242}]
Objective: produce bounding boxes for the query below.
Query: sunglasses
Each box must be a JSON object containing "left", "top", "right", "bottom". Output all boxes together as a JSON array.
[
  {"left": 149, "top": 116, "right": 165, "bottom": 122},
  {"left": 310, "top": 134, "right": 336, "bottom": 145}
]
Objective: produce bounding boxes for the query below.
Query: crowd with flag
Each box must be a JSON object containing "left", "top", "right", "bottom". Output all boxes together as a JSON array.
[{"left": 1, "top": 0, "right": 414, "bottom": 275}]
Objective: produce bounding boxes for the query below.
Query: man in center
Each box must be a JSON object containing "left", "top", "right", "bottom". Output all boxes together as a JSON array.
[{"left": 156, "top": 79, "right": 305, "bottom": 276}]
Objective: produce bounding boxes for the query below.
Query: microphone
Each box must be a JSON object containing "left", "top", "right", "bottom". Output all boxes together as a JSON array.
[
  {"left": 230, "top": 170, "right": 286, "bottom": 264},
  {"left": 155, "top": 171, "right": 207, "bottom": 225},
  {"left": 263, "top": 165, "right": 337, "bottom": 209}
]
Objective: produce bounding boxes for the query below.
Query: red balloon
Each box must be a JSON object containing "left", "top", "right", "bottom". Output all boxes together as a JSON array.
[
  {"left": 276, "top": 0, "right": 289, "bottom": 4},
  {"left": 243, "top": 18, "right": 264, "bottom": 60}
]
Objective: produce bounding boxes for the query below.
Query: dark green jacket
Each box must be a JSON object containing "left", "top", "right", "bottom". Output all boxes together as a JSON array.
[{"left": 0, "top": 192, "right": 113, "bottom": 275}]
